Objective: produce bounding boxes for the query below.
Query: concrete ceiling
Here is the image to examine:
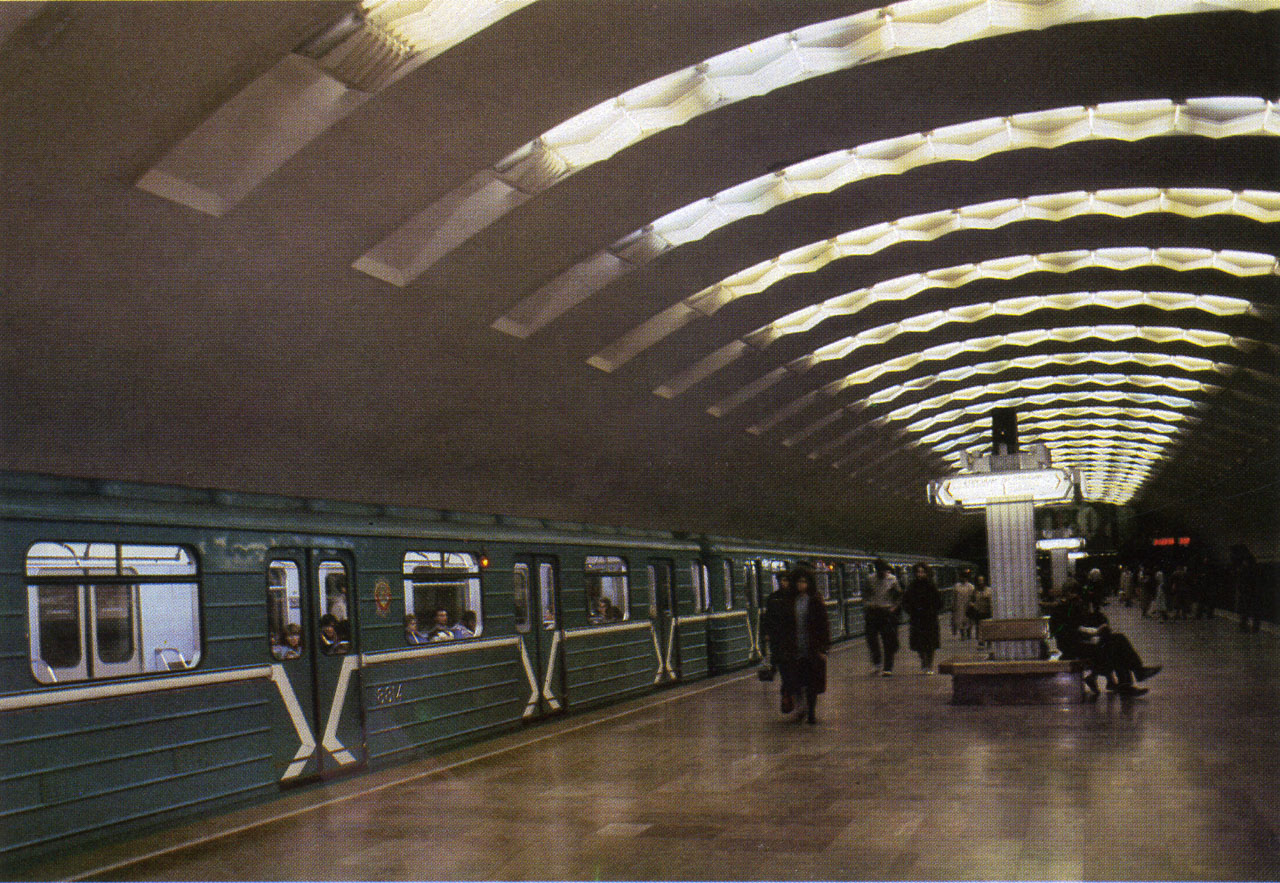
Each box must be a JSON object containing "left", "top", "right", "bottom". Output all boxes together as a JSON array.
[{"left": 1, "top": 1, "right": 1277, "bottom": 556}]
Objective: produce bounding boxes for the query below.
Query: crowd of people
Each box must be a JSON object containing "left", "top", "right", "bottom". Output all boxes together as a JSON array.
[
  {"left": 404, "top": 609, "right": 478, "bottom": 644},
  {"left": 756, "top": 547, "right": 1270, "bottom": 718}
]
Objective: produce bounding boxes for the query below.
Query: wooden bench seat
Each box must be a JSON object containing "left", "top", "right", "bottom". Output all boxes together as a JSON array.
[
  {"left": 939, "top": 658, "right": 1086, "bottom": 676},
  {"left": 940, "top": 617, "right": 1085, "bottom": 704}
]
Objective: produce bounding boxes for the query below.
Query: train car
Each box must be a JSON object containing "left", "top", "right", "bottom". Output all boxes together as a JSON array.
[{"left": 0, "top": 472, "right": 967, "bottom": 867}]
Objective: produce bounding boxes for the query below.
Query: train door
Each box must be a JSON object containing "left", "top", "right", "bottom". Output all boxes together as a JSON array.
[
  {"left": 744, "top": 560, "right": 762, "bottom": 660},
  {"left": 648, "top": 558, "right": 679, "bottom": 681},
  {"left": 267, "top": 549, "right": 365, "bottom": 783},
  {"left": 514, "top": 554, "right": 564, "bottom": 716}
]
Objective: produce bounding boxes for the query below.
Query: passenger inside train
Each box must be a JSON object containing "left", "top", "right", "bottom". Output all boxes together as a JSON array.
[
  {"left": 271, "top": 623, "right": 303, "bottom": 660},
  {"left": 426, "top": 608, "right": 455, "bottom": 641},
  {"left": 404, "top": 614, "right": 429, "bottom": 645}
]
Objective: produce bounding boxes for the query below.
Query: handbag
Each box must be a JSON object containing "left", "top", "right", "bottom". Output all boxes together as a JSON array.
[{"left": 757, "top": 662, "right": 775, "bottom": 681}]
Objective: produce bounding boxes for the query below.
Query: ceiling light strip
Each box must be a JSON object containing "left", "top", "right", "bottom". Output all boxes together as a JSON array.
[
  {"left": 825, "top": 390, "right": 1203, "bottom": 467},
  {"left": 879, "top": 373, "right": 1216, "bottom": 426},
  {"left": 138, "top": 1, "right": 539, "bottom": 216},
  {"left": 358, "top": 0, "right": 1280, "bottom": 289},
  {"left": 598, "top": 187, "right": 1280, "bottom": 371},
  {"left": 920, "top": 409, "right": 1199, "bottom": 449},
  {"left": 741, "top": 323, "right": 1256, "bottom": 431},
  {"left": 671, "top": 283, "right": 1267, "bottom": 403},
  {"left": 485, "top": 94, "right": 1279, "bottom": 333},
  {"left": 935, "top": 424, "right": 1184, "bottom": 454},
  {"left": 858, "top": 351, "right": 1231, "bottom": 409}
]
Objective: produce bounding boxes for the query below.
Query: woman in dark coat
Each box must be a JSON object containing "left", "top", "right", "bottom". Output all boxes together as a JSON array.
[
  {"left": 903, "top": 563, "right": 943, "bottom": 674},
  {"left": 766, "top": 564, "right": 830, "bottom": 724}
]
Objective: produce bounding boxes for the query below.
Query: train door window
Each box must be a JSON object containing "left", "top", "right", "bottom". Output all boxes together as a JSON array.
[
  {"left": 268, "top": 560, "right": 304, "bottom": 660},
  {"left": 648, "top": 562, "right": 673, "bottom": 615},
  {"left": 723, "top": 561, "right": 734, "bottom": 610},
  {"left": 317, "top": 560, "right": 352, "bottom": 654},
  {"left": 689, "top": 563, "right": 704, "bottom": 612},
  {"left": 743, "top": 563, "right": 758, "bottom": 608},
  {"left": 586, "top": 556, "right": 628, "bottom": 623},
  {"left": 844, "top": 564, "right": 862, "bottom": 600},
  {"left": 815, "top": 565, "right": 832, "bottom": 600},
  {"left": 403, "top": 552, "right": 483, "bottom": 642},
  {"left": 513, "top": 563, "right": 532, "bottom": 633},
  {"left": 539, "top": 562, "right": 557, "bottom": 630},
  {"left": 26, "top": 541, "right": 201, "bottom": 684}
]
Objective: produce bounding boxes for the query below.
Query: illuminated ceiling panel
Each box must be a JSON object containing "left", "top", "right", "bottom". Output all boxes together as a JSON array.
[
  {"left": 353, "top": 1, "right": 1280, "bottom": 290},
  {"left": 138, "top": 0, "right": 538, "bottom": 215},
  {"left": 595, "top": 188, "right": 1280, "bottom": 372},
  {"left": 660, "top": 282, "right": 1271, "bottom": 400},
  {"left": 920, "top": 409, "right": 1200, "bottom": 449},
  {"left": 859, "top": 351, "right": 1235, "bottom": 408},
  {"left": 489, "top": 95, "right": 1280, "bottom": 336},
  {"left": 936, "top": 425, "right": 1184, "bottom": 455},
  {"left": 880, "top": 374, "right": 1215, "bottom": 425},
  {"left": 737, "top": 324, "right": 1264, "bottom": 429}
]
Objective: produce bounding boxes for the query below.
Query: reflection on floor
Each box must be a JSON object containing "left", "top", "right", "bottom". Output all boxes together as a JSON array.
[{"left": 25, "top": 606, "right": 1280, "bottom": 881}]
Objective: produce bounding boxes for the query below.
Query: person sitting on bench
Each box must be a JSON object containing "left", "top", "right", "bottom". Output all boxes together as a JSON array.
[{"left": 1050, "top": 585, "right": 1161, "bottom": 696}]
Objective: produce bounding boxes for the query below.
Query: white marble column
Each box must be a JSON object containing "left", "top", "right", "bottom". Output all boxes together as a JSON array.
[{"left": 985, "top": 499, "right": 1039, "bottom": 659}]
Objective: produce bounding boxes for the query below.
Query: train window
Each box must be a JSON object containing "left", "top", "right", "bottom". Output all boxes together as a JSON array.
[
  {"left": 540, "top": 562, "right": 557, "bottom": 630},
  {"left": 268, "top": 560, "right": 304, "bottom": 660},
  {"left": 723, "top": 561, "right": 734, "bottom": 610},
  {"left": 844, "top": 564, "right": 862, "bottom": 600},
  {"left": 512, "top": 563, "right": 532, "bottom": 633},
  {"left": 743, "top": 563, "right": 758, "bottom": 608},
  {"left": 815, "top": 566, "right": 832, "bottom": 600},
  {"left": 26, "top": 542, "right": 201, "bottom": 684},
  {"left": 403, "top": 551, "right": 482, "bottom": 642},
  {"left": 690, "top": 562, "right": 710, "bottom": 612},
  {"left": 586, "top": 556, "right": 628, "bottom": 623},
  {"left": 317, "top": 560, "right": 352, "bottom": 654}
]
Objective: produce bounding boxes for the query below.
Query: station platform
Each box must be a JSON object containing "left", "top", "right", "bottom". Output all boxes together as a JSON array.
[{"left": 19, "top": 605, "right": 1280, "bottom": 881}]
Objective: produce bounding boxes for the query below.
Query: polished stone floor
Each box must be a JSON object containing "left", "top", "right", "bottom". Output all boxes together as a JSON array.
[{"left": 25, "top": 606, "right": 1280, "bottom": 881}]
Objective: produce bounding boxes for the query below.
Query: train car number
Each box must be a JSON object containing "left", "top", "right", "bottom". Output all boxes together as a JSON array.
[{"left": 373, "top": 683, "right": 403, "bottom": 705}]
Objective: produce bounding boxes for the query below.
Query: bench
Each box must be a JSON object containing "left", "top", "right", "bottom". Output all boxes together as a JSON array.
[{"left": 939, "top": 617, "right": 1087, "bottom": 705}]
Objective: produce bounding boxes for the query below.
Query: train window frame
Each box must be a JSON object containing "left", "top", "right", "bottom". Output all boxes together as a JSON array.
[
  {"left": 585, "top": 555, "right": 629, "bottom": 624},
  {"left": 403, "top": 551, "right": 483, "bottom": 643},
  {"left": 722, "top": 560, "right": 734, "bottom": 610},
  {"left": 25, "top": 541, "right": 202, "bottom": 685}
]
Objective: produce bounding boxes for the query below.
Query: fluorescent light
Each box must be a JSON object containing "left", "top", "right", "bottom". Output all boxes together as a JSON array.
[
  {"left": 361, "top": 2, "right": 1280, "bottom": 290},
  {"left": 138, "top": 1, "right": 538, "bottom": 216},
  {"left": 740, "top": 325, "right": 1257, "bottom": 429},
  {"left": 660, "top": 274, "right": 1269, "bottom": 399},
  {"left": 600, "top": 188, "right": 1280, "bottom": 370},
  {"left": 484, "top": 95, "right": 1279, "bottom": 328}
]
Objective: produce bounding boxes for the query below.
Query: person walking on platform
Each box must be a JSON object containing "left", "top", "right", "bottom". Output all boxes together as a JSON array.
[
  {"left": 864, "top": 558, "right": 902, "bottom": 676},
  {"left": 952, "top": 569, "right": 976, "bottom": 640},
  {"left": 761, "top": 570, "right": 793, "bottom": 705},
  {"left": 1230, "top": 544, "right": 1261, "bottom": 632},
  {"left": 763, "top": 567, "right": 829, "bottom": 722},
  {"left": 904, "top": 563, "right": 943, "bottom": 674}
]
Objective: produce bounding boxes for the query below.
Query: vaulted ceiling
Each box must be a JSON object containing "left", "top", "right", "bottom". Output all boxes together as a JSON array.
[{"left": 1, "top": 1, "right": 1276, "bottom": 555}]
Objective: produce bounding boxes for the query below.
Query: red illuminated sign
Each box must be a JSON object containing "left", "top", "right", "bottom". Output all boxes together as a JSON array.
[{"left": 1152, "top": 537, "right": 1191, "bottom": 547}]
